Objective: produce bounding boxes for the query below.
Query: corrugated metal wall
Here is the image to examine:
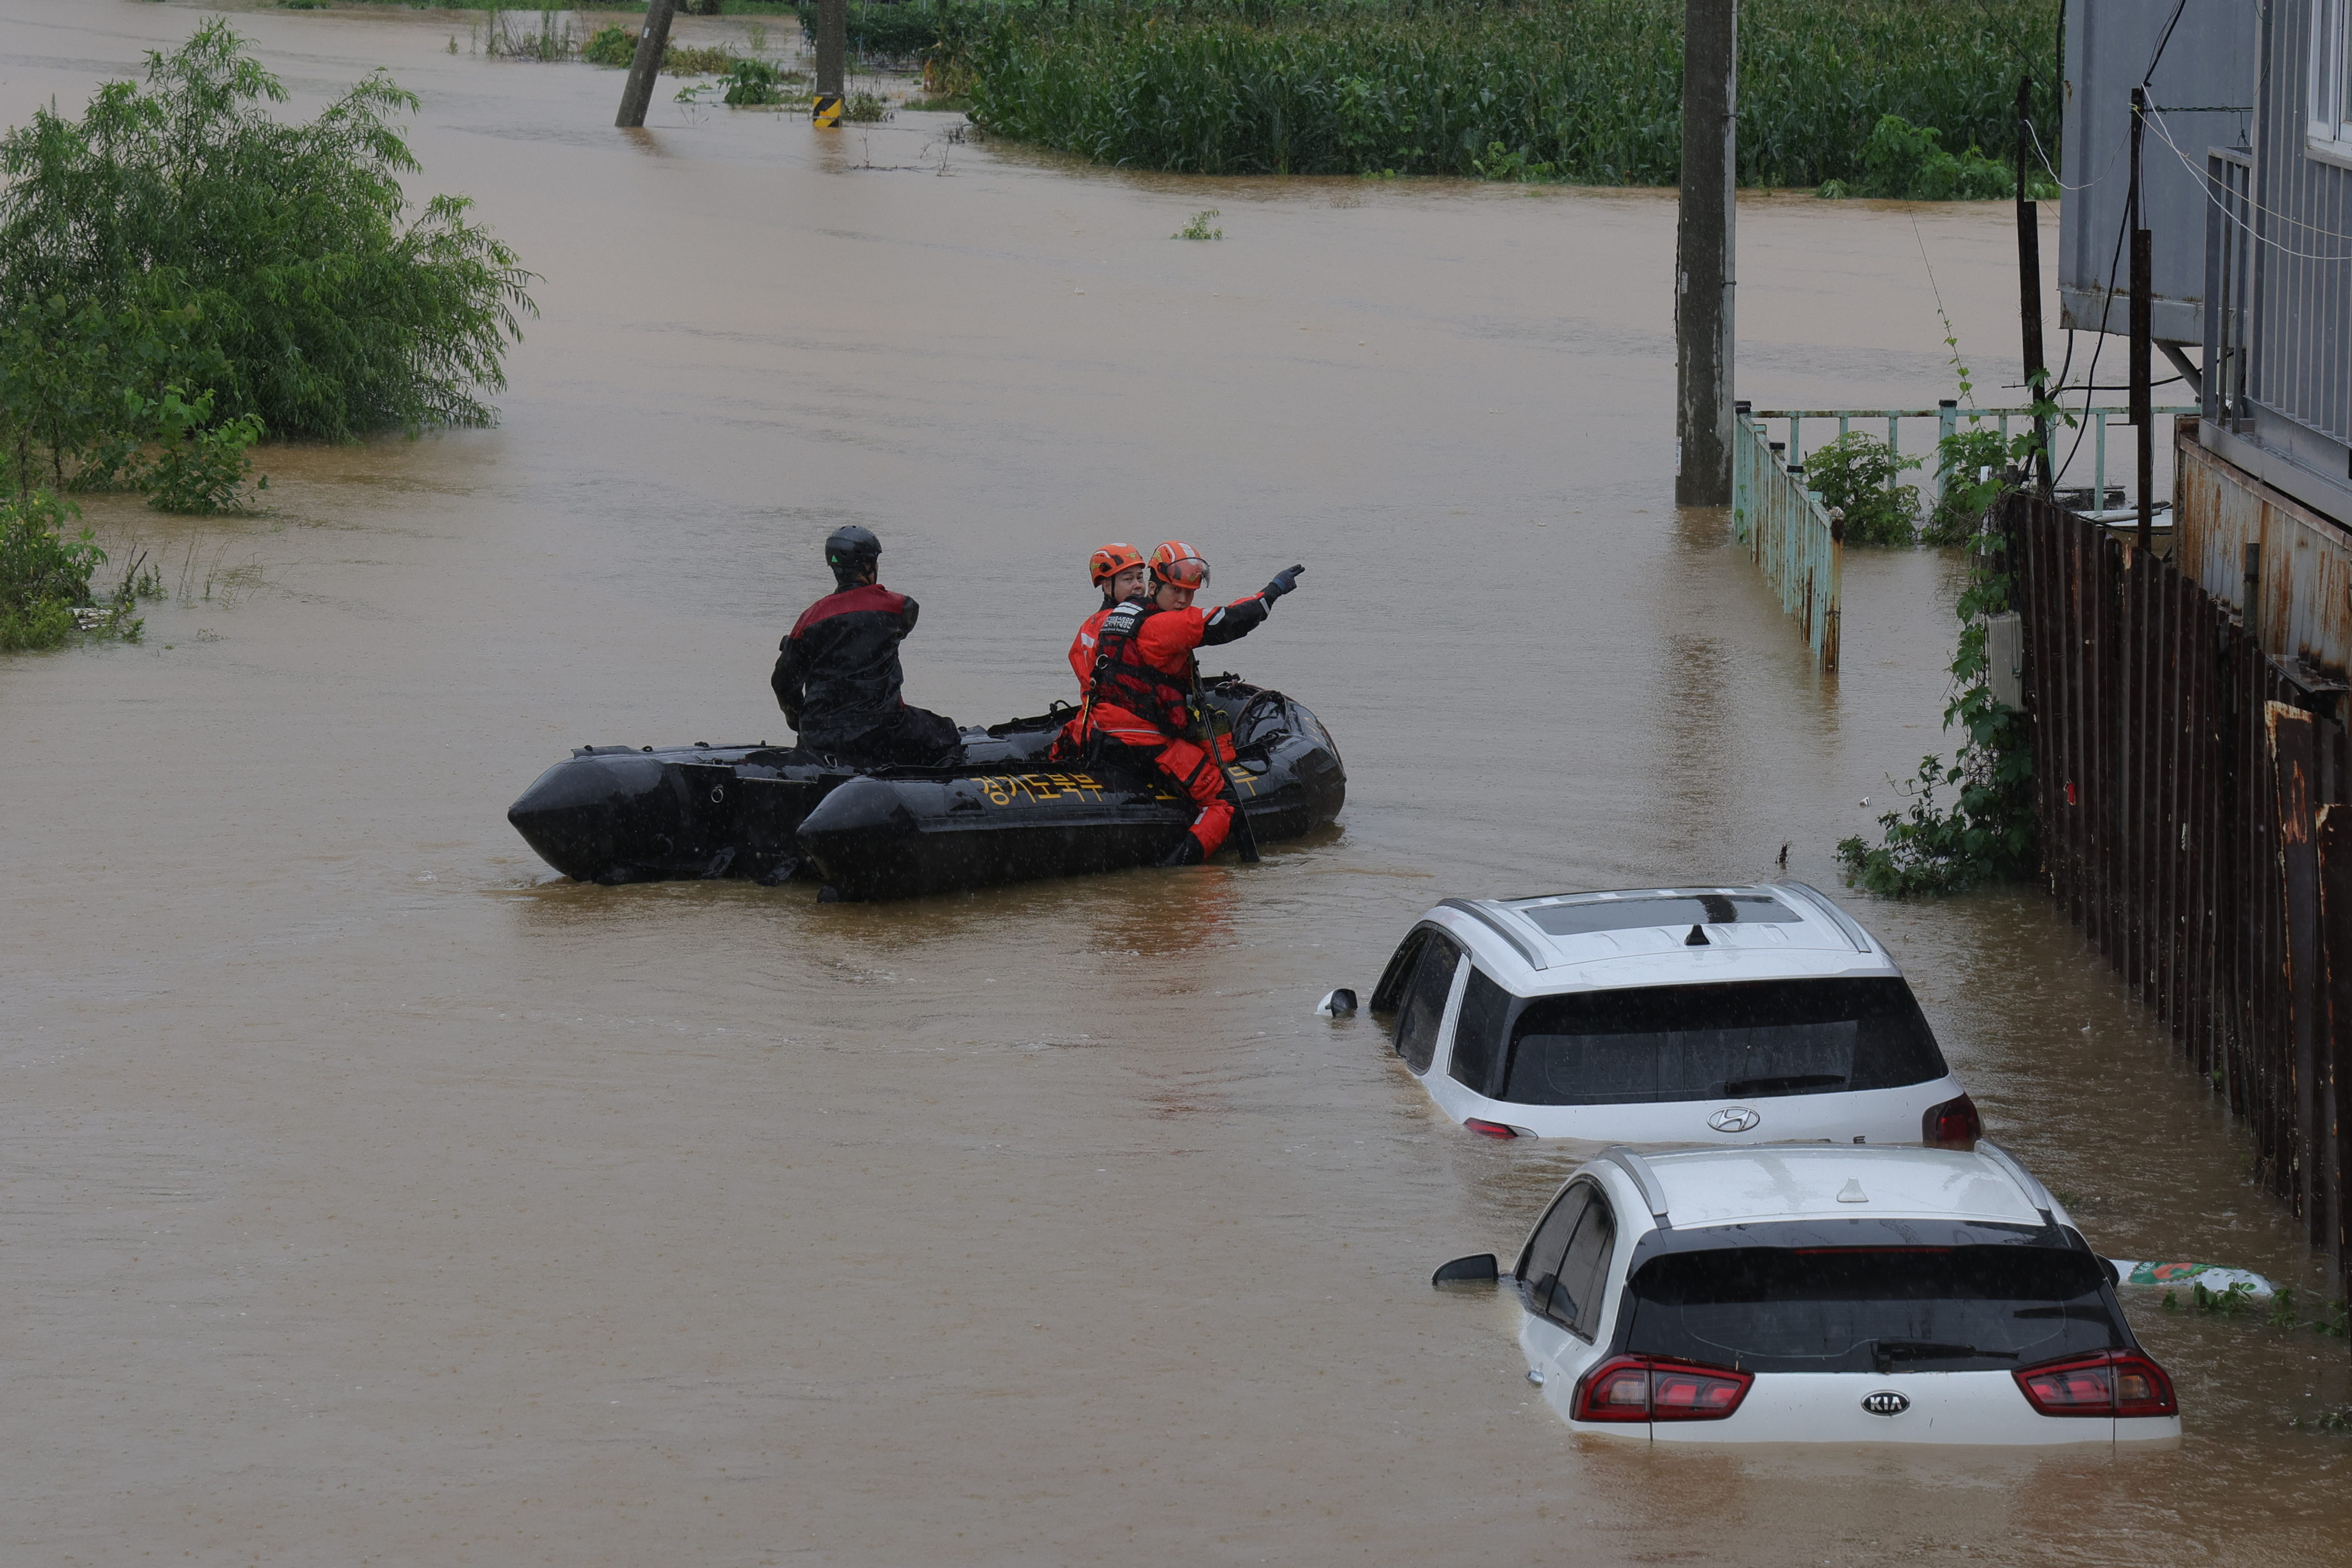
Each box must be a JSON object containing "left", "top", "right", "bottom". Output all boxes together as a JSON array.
[
  {"left": 2177, "top": 419, "right": 2352, "bottom": 679},
  {"left": 2013, "top": 493, "right": 2350, "bottom": 1296}
]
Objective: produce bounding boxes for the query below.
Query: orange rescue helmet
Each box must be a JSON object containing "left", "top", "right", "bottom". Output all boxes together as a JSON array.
[
  {"left": 1150, "top": 540, "right": 1211, "bottom": 590},
  {"left": 1089, "top": 542, "right": 1144, "bottom": 587}
]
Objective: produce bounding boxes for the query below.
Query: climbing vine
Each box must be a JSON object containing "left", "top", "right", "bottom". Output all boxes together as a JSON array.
[{"left": 1836, "top": 333, "right": 2063, "bottom": 896}]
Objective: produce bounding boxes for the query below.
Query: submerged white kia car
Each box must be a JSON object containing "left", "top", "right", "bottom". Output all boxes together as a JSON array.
[
  {"left": 1370, "top": 883, "right": 1978, "bottom": 1148},
  {"left": 1432, "top": 1143, "right": 2180, "bottom": 1446}
]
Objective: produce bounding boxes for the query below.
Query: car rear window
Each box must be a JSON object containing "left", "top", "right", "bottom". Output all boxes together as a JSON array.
[
  {"left": 1519, "top": 894, "right": 1800, "bottom": 938},
  {"left": 1497, "top": 977, "right": 1945, "bottom": 1106},
  {"left": 1625, "top": 1245, "right": 2124, "bottom": 1374}
]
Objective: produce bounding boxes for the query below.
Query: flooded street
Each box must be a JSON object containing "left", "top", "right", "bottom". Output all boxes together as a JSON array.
[{"left": 6, "top": 3, "right": 2350, "bottom": 1562}]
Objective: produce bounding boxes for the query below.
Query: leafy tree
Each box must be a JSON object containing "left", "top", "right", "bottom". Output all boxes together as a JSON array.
[{"left": 0, "top": 21, "right": 535, "bottom": 443}]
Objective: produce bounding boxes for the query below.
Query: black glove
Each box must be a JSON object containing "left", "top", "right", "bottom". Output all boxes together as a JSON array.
[{"left": 1262, "top": 563, "right": 1305, "bottom": 601}]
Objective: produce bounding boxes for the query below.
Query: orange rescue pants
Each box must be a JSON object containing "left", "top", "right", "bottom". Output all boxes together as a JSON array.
[{"left": 1078, "top": 703, "right": 1237, "bottom": 858}]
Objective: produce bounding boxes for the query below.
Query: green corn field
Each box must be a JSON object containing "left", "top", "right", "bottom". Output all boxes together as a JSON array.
[{"left": 935, "top": 0, "right": 2060, "bottom": 186}]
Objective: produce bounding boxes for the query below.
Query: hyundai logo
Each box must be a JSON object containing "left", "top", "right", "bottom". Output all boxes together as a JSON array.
[
  {"left": 1862, "top": 1391, "right": 1912, "bottom": 1417},
  {"left": 1706, "top": 1105, "right": 1762, "bottom": 1134}
]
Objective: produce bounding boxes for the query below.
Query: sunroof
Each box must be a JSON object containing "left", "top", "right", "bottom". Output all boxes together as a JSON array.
[{"left": 1520, "top": 894, "right": 1799, "bottom": 938}]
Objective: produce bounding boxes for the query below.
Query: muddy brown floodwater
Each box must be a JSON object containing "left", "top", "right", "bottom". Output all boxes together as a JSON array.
[{"left": 5, "top": 3, "right": 2349, "bottom": 1564}]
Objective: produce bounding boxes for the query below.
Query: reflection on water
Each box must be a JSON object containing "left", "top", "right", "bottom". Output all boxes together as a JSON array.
[{"left": 2, "top": 3, "right": 2348, "bottom": 1563}]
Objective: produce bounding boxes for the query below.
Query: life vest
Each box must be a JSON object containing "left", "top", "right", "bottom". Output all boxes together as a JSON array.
[{"left": 1088, "top": 600, "right": 1194, "bottom": 736}]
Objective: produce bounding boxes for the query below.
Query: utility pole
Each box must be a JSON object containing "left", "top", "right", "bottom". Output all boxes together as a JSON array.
[
  {"left": 1674, "top": 0, "right": 1736, "bottom": 507},
  {"left": 817, "top": 0, "right": 847, "bottom": 100},
  {"left": 616, "top": 0, "right": 680, "bottom": 129},
  {"left": 2014, "top": 75, "right": 2052, "bottom": 498},
  {"left": 2129, "top": 86, "right": 2154, "bottom": 552}
]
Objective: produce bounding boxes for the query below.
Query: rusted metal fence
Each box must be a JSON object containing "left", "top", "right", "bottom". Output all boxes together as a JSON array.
[
  {"left": 1731, "top": 409, "right": 1842, "bottom": 670},
  {"left": 2012, "top": 492, "right": 2350, "bottom": 1296}
]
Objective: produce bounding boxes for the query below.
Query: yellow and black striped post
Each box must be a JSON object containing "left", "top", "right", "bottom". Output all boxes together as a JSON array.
[{"left": 811, "top": 92, "right": 844, "bottom": 129}]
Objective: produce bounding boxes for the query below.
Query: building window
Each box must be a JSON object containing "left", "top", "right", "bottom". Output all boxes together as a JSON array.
[{"left": 2314, "top": 0, "right": 2352, "bottom": 168}]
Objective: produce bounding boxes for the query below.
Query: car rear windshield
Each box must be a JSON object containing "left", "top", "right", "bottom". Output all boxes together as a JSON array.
[
  {"left": 1624, "top": 1245, "right": 2124, "bottom": 1374},
  {"left": 1496, "top": 977, "right": 1945, "bottom": 1106}
]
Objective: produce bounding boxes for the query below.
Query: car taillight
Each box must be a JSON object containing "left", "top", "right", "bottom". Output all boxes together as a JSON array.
[
  {"left": 1922, "top": 1093, "right": 1982, "bottom": 1149},
  {"left": 1570, "top": 1355, "right": 1753, "bottom": 1423},
  {"left": 2013, "top": 1350, "right": 2177, "bottom": 1418},
  {"left": 1464, "top": 1118, "right": 1518, "bottom": 1140}
]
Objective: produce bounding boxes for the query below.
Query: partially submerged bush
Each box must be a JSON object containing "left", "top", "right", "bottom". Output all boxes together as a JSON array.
[
  {"left": 0, "top": 21, "right": 535, "bottom": 443},
  {"left": 134, "top": 387, "right": 268, "bottom": 515},
  {"left": 0, "top": 490, "right": 108, "bottom": 651},
  {"left": 582, "top": 25, "right": 637, "bottom": 67},
  {"left": 1818, "top": 113, "right": 2057, "bottom": 200},
  {"left": 1803, "top": 433, "right": 1920, "bottom": 546},
  {"left": 723, "top": 59, "right": 800, "bottom": 105}
]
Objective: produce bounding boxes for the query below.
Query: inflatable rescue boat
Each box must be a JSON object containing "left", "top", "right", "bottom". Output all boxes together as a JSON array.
[{"left": 506, "top": 677, "right": 1345, "bottom": 898}]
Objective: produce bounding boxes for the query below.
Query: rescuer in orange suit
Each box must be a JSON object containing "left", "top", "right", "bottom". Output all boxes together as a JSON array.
[
  {"left": 1079, "top": 541, "right": 1305, "bottom": 865},
  {"left": 1068, "top": 543, "right": 1148, "bottom": 697}
]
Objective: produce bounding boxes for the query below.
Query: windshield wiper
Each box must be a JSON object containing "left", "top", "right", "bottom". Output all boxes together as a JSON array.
[
  {"left": 1870, "top": 1339, "right": 2016, "bottom": 1372},
  {"left": 1720, "top": 1072, "right": 1847, "bottom": 1096}
]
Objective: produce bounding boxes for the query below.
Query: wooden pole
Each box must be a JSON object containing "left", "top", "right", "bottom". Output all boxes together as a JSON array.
[
  {"left": 616, "top": 0, "right": 680, "bottom": 129},
  {"left": 2130, "top": 86, "right": 2154, "bottom": 551},
  {"left": 2016, "top": 75, "right": 2052, "bottom": 498},
  {"left": 817, "top": 0, "right": 847, "bottom": 98},
  {"left": 1674, "top": 0, "right": 1736, "bottom": 507}
]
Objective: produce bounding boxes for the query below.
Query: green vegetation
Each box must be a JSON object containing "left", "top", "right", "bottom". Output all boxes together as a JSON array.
[
  {"left": 941, "top": 0, "right": 2056, "bottom": 186},
  {"left": 1818, "top": 113, "right": 2056, "bottom": 200},
  {"left": 2164, "top": 1281, "right": 2352, "bottom": 1341},
  {"left": 722, "top": 58, "right": 799, "bottom": 103},
  {"left": 792, "top": 1, "right": 955, "bottom": 62},
  {"left": 1172, "top": 209, "right": 1224, "bottom": 240},
  {"left": 580, "top": 25, "right": 744, "bottom": 75},
  {"left": 1835, "top": 331, "right": 2067, "bottom": 895},
  {"left": 0, "top": 491, "right": 139, "bottom": 651},
  {"left": 1803, "top": 433, "right": 1920, "bottom": 546},
  {"left": 1836, "top": 550, "right": 2035, "bottom": 896},
  {"left": 0, "top": 20, "right": 533, "bottom": 500}
]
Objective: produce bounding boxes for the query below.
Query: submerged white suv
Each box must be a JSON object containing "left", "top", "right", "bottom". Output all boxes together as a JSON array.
[
  {"left": 1370, "top": 883, "right": 1977, "bottom": 1148},
  {"left": 1436, "top": 1142, "right": 2180, "bottom": 1446}
]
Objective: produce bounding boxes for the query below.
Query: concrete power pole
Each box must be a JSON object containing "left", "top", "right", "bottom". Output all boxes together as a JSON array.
[
  {"left": 817, "top": 0, "right": 847, "bottom": 98},
  {"left": 1675, "top": 0, "right": 1736, "bottom": 507},
  {"left": 616, "top": 0, "right": 680, "bottom": 129}
]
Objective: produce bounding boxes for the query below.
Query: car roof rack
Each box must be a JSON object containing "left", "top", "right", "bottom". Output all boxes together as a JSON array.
[
  {"left": 1599, "top": 1145, "right": 1672, "bottom": 1229},
  {"left": 1973, "top": 1140, "right": 2058, "bottom": 1228},
  {"left": 1435, "top": 897, "right": 1549, "bottom": 971},
  {"left": 1770, "top": 881, "right": 1873, "bottom": 954}
]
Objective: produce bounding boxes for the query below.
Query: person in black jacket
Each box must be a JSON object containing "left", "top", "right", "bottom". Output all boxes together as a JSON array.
[{"left": 771, "top": 527, "right": 961, "bottom": 765}]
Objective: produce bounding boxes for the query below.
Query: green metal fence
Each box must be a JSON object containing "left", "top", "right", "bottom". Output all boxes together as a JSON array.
[{"left": 1731, "top": 410, "right": 1842, "bottom": 670}]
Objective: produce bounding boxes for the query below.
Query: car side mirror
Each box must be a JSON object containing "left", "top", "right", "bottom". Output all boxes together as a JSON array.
[
  {"left": 1317, "top": 988, "right": 1357, "bottom": 1018},
  {"left": 1431, "top": 1253, "right": 1499, "bottom": 1288}
]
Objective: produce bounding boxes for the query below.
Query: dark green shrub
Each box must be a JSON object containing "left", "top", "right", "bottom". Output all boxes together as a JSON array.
[
  {"left": 1804, "top": 433, "right": 1919, "bottom": 546},
  {"left": 723, "top": 58, "right": 794, "bottom": 104},
  {"left": 0, "top": 490, "right": 105, "bottom": 651},
  {"left": 133, "top": 387, "right": 268, "bottom": 514},
  {"left": 1818, "top": 113, "right": 2056, "bottom": 200},
  {"left": 583, "top": 26, "right": 637, "bottom": 66},
  {"left": 0, "top": 21, "right": 535, "bottom": 442}
]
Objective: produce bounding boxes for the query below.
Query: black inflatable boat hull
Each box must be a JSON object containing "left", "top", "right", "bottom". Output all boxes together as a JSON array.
[
  {"left": 507, "top": 721, "right": 1062, "bottom": 885},
  {"left": 795, "top": 682, "right": 1345, "bottom": 900},
  {"left": 507, "top": 680, "right": 1344, "bottom": 895}
]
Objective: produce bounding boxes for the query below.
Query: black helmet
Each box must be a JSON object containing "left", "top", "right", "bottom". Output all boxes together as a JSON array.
[{"left": 825, "top": 525, "right": 881, "bottom": 589}]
